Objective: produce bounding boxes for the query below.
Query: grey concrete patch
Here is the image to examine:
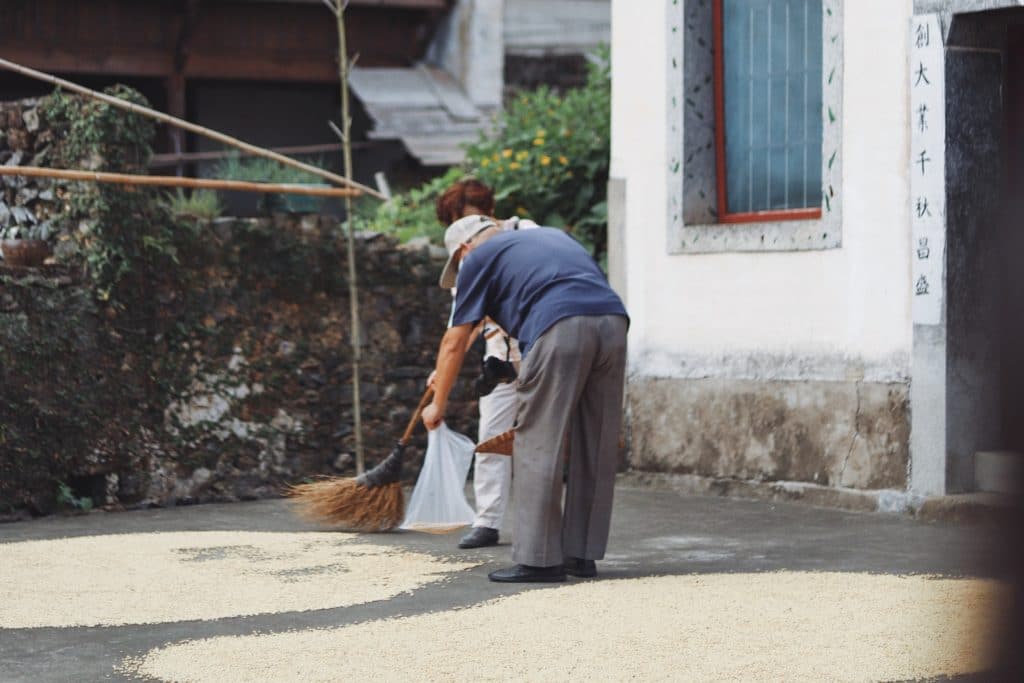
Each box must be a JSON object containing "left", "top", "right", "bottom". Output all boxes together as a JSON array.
[{"left": 621, "top": 470, "right": 1021, "bottom": 524}]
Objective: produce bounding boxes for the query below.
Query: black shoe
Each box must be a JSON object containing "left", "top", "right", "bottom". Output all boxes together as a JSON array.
[
  {"left": 488, "top": 564, "right": 566, "bottom": 583},
  {"left": 458, "top": 526, "right": 499, "bottom": 549},
  {"left": 564, "top": 557, "right": 597, "bottom": 578}
]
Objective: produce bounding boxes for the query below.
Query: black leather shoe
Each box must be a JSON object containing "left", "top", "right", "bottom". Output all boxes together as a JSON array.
[
  {"left": 564, "top": 557, "right": 597, "bottom": 578},
  {"left": 488, "top": 564, "right": 566, "bottom": 583},
  {"left": 458, "top": 526, "right": 499, "bottom": 549}
]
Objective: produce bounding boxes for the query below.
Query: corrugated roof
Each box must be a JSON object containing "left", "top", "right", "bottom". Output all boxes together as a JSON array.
[{"left": 349, "top": 65, "right": 490, "bottom": 166}]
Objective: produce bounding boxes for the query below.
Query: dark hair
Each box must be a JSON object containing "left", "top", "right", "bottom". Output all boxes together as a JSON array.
[{"left": 436, "top": 178, "right": 496, "bottom": 225}]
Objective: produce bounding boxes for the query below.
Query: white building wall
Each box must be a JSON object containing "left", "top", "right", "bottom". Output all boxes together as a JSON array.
[
  {"left": 611, "top": 0, "right": 917, "bottom": 493},
  {"left": 612, "top": 0, "right": 913, "bottom": 383}
]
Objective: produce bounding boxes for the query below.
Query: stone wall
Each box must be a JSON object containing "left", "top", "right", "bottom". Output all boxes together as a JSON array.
[
  {"left": 0, "top": 97, "right": 64, "bottom": 242},
  {"left": 0, "top": 215, "right": 478, "bottom": 518}
]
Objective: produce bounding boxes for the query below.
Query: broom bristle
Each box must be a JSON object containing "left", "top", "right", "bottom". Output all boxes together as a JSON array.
[{"left": 286, "top": 478, "right": 405, "bottom": 532}]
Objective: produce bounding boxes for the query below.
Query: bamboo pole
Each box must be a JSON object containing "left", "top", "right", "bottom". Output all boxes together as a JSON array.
[
  {"left": 334, "top": 1, "right": 366, "bottom": 476},
  {"left": 148, "top": 142, "right": 365, "bottom": 169},
  {"left": 0, "top": 165, "right": 361, "bottom": 197},
  {"left": 0, "top": 56, "right": 387, "bottom": 201}
]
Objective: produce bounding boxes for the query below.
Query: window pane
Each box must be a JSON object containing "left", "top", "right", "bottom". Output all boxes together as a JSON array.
[{"left": 723, "top": 0, "right": 822, "bottom": 214}]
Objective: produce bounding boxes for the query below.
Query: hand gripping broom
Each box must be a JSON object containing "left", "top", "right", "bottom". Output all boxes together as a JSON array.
[{"left": 287, "top": 387, "right": 434, "bottom": 531}]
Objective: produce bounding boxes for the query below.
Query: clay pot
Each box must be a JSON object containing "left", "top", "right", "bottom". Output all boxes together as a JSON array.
[{"left": 1, "top": 239, "right": 51, "bottom": 267}]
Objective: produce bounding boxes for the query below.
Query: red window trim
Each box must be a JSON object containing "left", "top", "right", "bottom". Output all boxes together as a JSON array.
[{"left": 712, "top": 0, "right": 822, "bottom": 225}]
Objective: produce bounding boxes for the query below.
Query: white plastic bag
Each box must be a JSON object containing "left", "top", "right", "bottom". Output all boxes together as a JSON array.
[{"left": 400, "top": 423, "right": 477, "bottom": 533}]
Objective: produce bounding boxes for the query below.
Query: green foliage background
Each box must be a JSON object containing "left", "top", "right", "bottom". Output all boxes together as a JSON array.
[
  {"left": 364, "top": 49, "right": 611, "bottom": 263},
  {"left": 40, "top": 86, "right": 182, "bottom": 301}
]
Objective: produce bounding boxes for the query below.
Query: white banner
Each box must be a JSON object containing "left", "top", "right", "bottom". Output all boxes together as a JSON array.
[{"left": 909, "top": 14, "right": 946, "bottom": 326}]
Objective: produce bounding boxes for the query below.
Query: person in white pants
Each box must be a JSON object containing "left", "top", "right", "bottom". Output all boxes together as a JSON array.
[
  {"left": 468, "top": 326, "right": 519, "bottom": 544},
  {"left": 432, "top": 179, "right": 537, "bottom": 548}
]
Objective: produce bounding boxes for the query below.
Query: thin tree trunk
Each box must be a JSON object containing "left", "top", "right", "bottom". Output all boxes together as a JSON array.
[{"left": 335, "top": 3, "right": 365, "bottom": 476}]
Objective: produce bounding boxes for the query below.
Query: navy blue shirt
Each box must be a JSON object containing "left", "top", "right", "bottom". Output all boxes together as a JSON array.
[{"left": 451, "top": 228, "right": 628, "bottom": 356}]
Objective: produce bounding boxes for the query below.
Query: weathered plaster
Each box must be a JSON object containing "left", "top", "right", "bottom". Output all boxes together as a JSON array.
[
  {"left": 631, "top": 348, "right": 909, "bottom": 384},
  {"left": 630, "top": 376, "right": 910, "bottom": 490}
]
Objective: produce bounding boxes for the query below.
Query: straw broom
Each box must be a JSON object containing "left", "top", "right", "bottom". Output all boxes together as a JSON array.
[{"left": 287, "top": 388, "right": 434, "bottom": 531}]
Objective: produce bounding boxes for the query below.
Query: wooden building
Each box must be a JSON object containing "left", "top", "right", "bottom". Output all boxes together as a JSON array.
[
  {"left": 0, "top": 0, "right": 452, "bottom": 187},
  {"left": 0, "top": 0, "right": 610, "bottom": 188}
]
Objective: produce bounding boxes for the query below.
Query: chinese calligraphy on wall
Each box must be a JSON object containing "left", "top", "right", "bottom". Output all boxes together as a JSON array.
[{"left": 910, "top": 14, "right": 946, "bottom": 326}]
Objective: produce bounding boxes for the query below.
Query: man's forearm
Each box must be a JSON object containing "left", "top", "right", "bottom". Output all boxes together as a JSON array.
[{"left": 431, "top": 323, "right": 474, "bottom": 413}]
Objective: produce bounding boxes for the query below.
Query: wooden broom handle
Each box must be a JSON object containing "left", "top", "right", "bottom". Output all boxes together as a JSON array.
[{"left": 399, "top": 386, "right": 435, "bottom": 446}]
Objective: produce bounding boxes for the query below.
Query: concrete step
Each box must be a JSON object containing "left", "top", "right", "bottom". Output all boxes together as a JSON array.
[{"left": 974, "top": 450, "right": 1024, "bottom": 494}]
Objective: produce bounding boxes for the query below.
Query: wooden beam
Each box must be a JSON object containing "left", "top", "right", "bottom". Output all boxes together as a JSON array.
[
  {"left": 0, "top": 47, "right": 173, "bottom": 78},
  {"left": 183, "top": 54, "right": 338, "bottom": 82}
]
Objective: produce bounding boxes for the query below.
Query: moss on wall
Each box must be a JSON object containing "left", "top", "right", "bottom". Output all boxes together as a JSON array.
[{"left": 0, "top": 92, "right": 476, "bottom": 518}]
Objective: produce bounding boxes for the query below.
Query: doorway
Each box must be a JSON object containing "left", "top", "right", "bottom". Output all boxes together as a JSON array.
[
  {"left": 1000, "top": 24, "right": 1024, "bottom": 455},
  {"left": 941, "top": 9, "right": 1024, "bottom": 493}
]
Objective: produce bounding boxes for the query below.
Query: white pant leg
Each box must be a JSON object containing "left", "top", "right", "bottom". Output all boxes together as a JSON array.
[{"left": 474, "top": 380, "right": 516, "bottom": 529}]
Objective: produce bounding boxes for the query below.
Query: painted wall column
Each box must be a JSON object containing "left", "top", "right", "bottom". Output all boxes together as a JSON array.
[{"left": 908, "top": 13, "right": 948, "bottom": 496}]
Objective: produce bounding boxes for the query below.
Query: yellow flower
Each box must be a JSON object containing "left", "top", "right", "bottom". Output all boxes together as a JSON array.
[
  {"left": 562, "top": 129, "right": 572, "bottom": 137},
  {"left": 533, "top": 138, "right": 544, "bottom": 147},
  {"left": 495, "top": 166, "right": 504, "bottom": 173},
  {"left": 492, "top": 152, "right": 500, "bottom": 162},
  {"left": 521, "top": 96, "right": 529, "bottom": 104},
  {"left": 502, "top": 149, "right": 513, "bottom": 159},
  {"left": 509, "top": 162, "right": 521, "bottom": 170},
  {"left": 515, "top": 150, "right": 529, "bottom": 161},
  {"left": 516, "top": 207, "right": 529, "bottom": 216},
  {"left": 559, "top": 155, "right": 569, "bottom": 165},
  {"left": 481, "top": 158, "right": 490, "bottom": 167},
  {"left": 540, "top": 155, "right": 551, "bottom": 166},
  {"left": 536, "top": 129, "right": 546, "bottom": 138},
  {"left": 566, "top": 171, "right": 574, "bottom": 179}
]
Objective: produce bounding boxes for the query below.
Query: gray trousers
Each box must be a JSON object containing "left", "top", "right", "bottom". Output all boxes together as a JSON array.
[{"left": 511, "top": 314, "right": 628, "bottom": 567}]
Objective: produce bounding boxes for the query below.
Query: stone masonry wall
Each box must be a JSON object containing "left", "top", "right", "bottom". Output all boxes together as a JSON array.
[
  {"left": 0, "top": 215, "right": 479, "bottom": 518},
  {"left": 0, "top": 97, "right": 64, "bottom": 242}
]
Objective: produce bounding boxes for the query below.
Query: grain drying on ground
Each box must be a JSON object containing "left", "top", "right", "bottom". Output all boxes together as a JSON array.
[
  {"left": 0, "top": 531, "right": 478, "bottom": 628},
  {"left": 123, "top": 572, "right": 1005, "bottom": 683}
]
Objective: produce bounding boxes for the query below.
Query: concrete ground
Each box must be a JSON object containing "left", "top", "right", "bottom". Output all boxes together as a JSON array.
[{"left": 0, "top": 482, "right": 1007, "bottom": 682}]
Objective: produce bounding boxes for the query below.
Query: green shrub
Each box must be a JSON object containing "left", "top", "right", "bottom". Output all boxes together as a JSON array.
[
  {"left": 360, "top": 168, "right": 463, "bottom": 244},
  {"left": 164, "top": 189, "right": 223, "bottom": 221},
  {"left": 368, "top": 47, "right": 611, "bottom": 263},
  {"left": 465, "top": 48, "right": 611, "bottom": 258},
  {"left": 214, "top": 154, "right": 329, "bottom": 215},
  {"left": 39, "top": 87, "right": 179, "bottom": 301}
]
